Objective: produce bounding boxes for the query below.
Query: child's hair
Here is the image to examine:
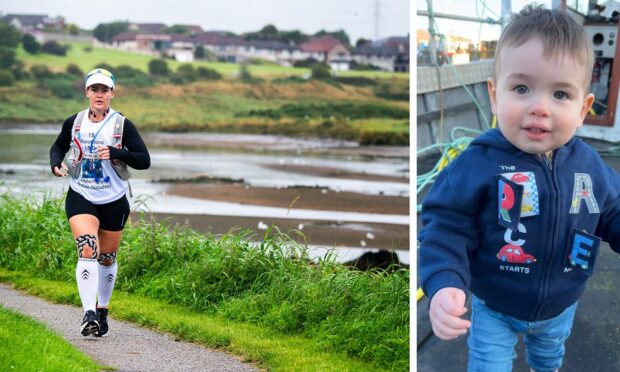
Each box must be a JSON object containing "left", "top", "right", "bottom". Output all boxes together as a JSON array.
[{"left": 494, "top": 4, "right": 594, "bottom": 89}]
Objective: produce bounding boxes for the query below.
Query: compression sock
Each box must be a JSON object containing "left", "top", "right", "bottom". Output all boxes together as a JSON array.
[
  {"left": 97, "top": 262, "right": 117, "bottom": 307},
  {"left": 76, "top": 258, "right": 98, "bottom": 312}
]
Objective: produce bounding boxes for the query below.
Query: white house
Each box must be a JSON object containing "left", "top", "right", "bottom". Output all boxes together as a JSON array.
[{"left": 352, "top": 36, "right": 410, "bottom": 72}]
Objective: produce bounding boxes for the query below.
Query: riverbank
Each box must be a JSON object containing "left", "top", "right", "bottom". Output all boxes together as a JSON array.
[
  {"left": 0, "top": 196, "right": 410, "bottom": 370},
  {"left": 141, "top": 210, "right": 409, "bottom": 254},
  {"left": 0, "top": 126, "right": 410, "bottom": 262},
  {"left": 141, "top": 182, "right": 410, "bottom": 254},
  {"left": 168, "top": 184, "right": 408, "bottom": 214},
  {"left": 139, "top": 130, "right": 410, "bottom": 255}
]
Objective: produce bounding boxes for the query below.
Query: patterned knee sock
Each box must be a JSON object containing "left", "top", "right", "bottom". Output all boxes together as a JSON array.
[{"left": 76, "top": 258, "right": 98, "bottom": 312}]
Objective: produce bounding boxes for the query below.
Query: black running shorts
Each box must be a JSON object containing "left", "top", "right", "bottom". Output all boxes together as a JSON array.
[{"left": 65, "top": 188, "right": 130, "bottom": 231}]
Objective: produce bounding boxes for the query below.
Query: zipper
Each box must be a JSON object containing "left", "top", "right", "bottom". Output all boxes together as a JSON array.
[
  {"left": 532, "top": 152, "right": 560, "bottom": 319},
  {"left": 540, "top": 153, "right": 552, "bottom": 171}
]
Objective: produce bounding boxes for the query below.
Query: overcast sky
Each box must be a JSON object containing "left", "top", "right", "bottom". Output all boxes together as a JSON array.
[{"left": 0, "top": 0, "right": 409, "bottom": 43}]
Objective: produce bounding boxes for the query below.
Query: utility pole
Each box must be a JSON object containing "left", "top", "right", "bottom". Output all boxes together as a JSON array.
[
  {"left": 426, "top": 0, "right": 438, "bottom": 66},
  {"left": 501, "top": 0, "right": 512, "bottom": 30}
]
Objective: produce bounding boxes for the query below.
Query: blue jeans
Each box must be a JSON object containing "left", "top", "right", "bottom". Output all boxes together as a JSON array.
[{"left": 467, "top": 295, "right": 578, "bottom": 372}]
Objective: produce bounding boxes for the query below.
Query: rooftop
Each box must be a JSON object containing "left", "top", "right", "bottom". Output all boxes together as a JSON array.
[{"left": 299, "top": 36, "right": 344, "bottom": 53}]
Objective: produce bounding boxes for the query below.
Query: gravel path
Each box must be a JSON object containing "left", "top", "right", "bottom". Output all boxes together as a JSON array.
[{"left": 0, "top": 283, "right": 258, "bottom": 372}]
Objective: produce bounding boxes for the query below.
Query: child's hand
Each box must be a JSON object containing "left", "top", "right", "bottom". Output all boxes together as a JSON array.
[{"left": 429, "top": 287, "right": 471, "bottom": 340}]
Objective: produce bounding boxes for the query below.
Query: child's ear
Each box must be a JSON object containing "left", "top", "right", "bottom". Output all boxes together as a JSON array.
[
  {"left": 577, "top": 92, "right": 595, "bottom": 126},
  {"left": 487, "top": 78, "right": 497, "bottom": 114}
]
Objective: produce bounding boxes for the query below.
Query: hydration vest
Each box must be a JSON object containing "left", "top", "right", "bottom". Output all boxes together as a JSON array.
[{"left": 66, "top": 109, "right": 131, "bottom": 181}]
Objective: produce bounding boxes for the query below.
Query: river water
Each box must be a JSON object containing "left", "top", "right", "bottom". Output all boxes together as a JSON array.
[{"left": 0, "top": 124, "right": 410, "bottom": 264}]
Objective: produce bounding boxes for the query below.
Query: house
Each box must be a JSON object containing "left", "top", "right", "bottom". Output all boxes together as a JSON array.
[
  {"left": 111, "top": 32, "right": 140, "bottom": 51},
  {"left": 298, "top": 36, "right": 351, "bottom": 71},
  {"left": 417, "top": 28, "right": 477, "bottom": 65},
  {"left": 111, "top": 31, "right": 195, "bottom": 61},
  {"left": 2, "top": 13, "right": 65, "bottom": 32},
  {"left": 167, "top": 33, "right": 196, "bottom": 62},
  {"left": 238, "top": 40, "right": 299, "bottom": 66},
  {"left": 182, "top": 25, "right": 204, "bottom": 36},
  {"left": 110, "top": 32, "right": 167, "bottom": 55},
  {"left": 353, "top": 36, "right": 410, "bottom": 72},
  {"left": 195, "top": 32, "right": 248, "bottom": 63}
]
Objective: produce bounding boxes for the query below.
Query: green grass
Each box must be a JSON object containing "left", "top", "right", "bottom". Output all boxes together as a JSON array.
[
  {"left": 0, "top": 194, "right": 410, "bottom": 371},
  {"left": 336, "top": 69, "right": 407, "bottom": 79},
  {"left": 0, "top": 306, "right": 104, "bottom": 371},
  {"left": 241, "top": 102, "right": 409, "bottom": 120},
  {"left": 18, "top": 42, "right": 242, "bottom": 77},
  {"left": 0, "top": 82, "right": 84, "bottom": 122},
  {"left": 16, "top": 42, "right": 407, "bottom": 80},
  {"left": 0, "top": 270, "right": 375, "bottom": 371}
]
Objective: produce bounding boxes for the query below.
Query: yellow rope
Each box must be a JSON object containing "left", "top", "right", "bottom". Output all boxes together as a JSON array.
[
  {"left": 416, "top": 288, "right": 425, "bottom": 301},
  {"left": 437, "top": 142, "right": 468, "bottom": 172}
]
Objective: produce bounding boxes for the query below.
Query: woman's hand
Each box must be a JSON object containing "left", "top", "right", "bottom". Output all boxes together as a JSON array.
[
  {"left": 52, "top": 162, "right": 68, "bottom": 177},
  {"left": 97, "top": 145, "right": 111, "bottom": 160}
]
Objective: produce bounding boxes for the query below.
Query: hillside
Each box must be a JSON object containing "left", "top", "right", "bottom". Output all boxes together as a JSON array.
[{"left": 0, "top": 42, "right": 409, "bottom": 145}]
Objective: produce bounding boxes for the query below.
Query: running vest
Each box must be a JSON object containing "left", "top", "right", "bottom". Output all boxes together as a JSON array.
[{"left": 66, "top": 109, "right": 132, "bottom": 204}]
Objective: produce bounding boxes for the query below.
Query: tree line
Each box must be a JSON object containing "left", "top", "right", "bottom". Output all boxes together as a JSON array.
[{"left": 93, "top": 22, "right": 370, "bottom": 48}]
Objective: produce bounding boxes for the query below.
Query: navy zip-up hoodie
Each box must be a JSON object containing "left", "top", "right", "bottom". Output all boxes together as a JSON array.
[{"left": 419, "top": 129, "right": 620, "bottom": 321}]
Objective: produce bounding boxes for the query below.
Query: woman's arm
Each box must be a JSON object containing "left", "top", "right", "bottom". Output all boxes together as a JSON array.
[
  {"left": 49, "top": 114, "right": 77, "bottom": 174},
  {"left": 108, "top": 118, "right": 151, "bottom": 170}
]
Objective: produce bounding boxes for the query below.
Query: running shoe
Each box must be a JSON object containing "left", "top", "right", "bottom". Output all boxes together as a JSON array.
[
  {"left": 80, "top": 310, "right": 99, "bottom": 336},
  {"left": 95, "top": 307, "right": 109, "bottom": 337}
]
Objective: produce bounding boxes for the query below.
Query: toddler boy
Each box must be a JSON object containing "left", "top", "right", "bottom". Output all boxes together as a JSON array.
[{"left": 419, "top": 5, "right": 619, "bottom": 372}]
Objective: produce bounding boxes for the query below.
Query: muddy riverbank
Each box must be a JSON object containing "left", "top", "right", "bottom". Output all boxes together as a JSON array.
[
  {"left": 167, "top": 183, "right": 409, "bottom": 215},
  {"left": 144, "top": 181, "right": 410, "bottom": 251}
]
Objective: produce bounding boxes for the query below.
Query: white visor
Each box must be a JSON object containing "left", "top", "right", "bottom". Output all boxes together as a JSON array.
[{"left": 85, "top": 70, "right": 115, "bottom": 88}]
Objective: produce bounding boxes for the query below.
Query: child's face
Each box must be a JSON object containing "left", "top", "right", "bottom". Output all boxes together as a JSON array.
[{"left": 488, "top": 37, "right": 594, "bottom": 155}]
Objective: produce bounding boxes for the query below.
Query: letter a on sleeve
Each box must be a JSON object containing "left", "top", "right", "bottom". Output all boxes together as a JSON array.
[{"left": 569, "top": 173, "right": 600, "bottom": 214}]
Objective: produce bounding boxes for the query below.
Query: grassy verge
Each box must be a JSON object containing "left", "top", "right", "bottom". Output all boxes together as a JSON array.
[
  {"left": 0, "top": 194, "right": 410, "bottom": 371},
  {"left": 0, "top": 305, "right": 104, "bottom": 371},
  {"left": 0, "top": 269, "right": 373, "bottom": 371}
]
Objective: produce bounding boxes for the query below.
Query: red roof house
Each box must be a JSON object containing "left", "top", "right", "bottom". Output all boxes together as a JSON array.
[{"left": 299, "top": 36, "right": 351, "bottom": 70}]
